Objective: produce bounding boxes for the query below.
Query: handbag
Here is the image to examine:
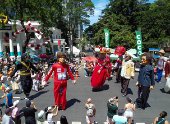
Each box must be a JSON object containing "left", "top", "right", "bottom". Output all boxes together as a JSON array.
[
  {"left": 12, "top": 82, "right": 20, "bottom": 90},
  {"left": 164, "top": 76, "right": 170, "bottom": 92}
]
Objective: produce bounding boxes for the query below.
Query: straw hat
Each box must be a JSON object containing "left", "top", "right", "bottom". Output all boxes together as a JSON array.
[{"left": 159, "top": 49, "right": 165, "bottom": 54}]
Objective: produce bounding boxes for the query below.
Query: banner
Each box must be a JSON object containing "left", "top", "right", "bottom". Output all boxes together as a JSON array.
[
  {"left": 104, "top": 29, "right": 110, "bottom": 48},
  {"left": 135, "top": 31, "right": 142, "bottom": 58}
]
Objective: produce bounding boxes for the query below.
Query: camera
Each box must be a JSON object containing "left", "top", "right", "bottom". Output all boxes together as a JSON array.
[{"left": 115, "top": 96, "right": 118, "bottom": 99}]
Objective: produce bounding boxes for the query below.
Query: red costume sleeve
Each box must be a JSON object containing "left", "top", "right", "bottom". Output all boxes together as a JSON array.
[
  {"left": 67, "top": 65, "right": 74, "bottom": 80},
  {"left": 165, "top": 61, "right": 170, "bottom": 78},
  {"left": 44, "top": 66, "right": 54, "bottom": 82}
]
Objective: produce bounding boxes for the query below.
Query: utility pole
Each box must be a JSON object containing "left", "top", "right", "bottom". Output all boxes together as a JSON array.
[{"left": 70, "top": 27, "right": 73, "bottom": 62}]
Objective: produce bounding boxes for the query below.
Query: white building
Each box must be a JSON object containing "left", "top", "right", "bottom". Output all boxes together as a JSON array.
[{"left": 0, "top": 20, "right": 66, "bottom": 60}]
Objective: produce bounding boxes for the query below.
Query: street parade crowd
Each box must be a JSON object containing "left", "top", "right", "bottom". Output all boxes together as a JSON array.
[{"left": 0, "top": 47, "right": 169, "bottom": 124}]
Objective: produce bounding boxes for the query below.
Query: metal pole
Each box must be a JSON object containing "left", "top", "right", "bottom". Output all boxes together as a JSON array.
[{"left": 70, "top": 28, "right": 73, "bottom": 62}]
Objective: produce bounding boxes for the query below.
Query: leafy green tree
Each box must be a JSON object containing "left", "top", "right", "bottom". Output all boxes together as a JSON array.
[{"left": 0, "top": 0, "right": 63, "bottom": 53}]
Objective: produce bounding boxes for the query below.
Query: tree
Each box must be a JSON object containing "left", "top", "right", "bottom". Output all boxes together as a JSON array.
[{"left": 0, "top": 0, "right": 64, "bottom": 53}]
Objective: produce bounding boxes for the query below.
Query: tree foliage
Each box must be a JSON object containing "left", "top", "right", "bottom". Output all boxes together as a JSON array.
[{"left": 85, "top": 0, "right": 170, "bottom": 50}]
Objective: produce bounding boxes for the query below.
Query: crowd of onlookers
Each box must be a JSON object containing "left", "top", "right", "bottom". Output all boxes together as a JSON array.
[{"left": 0, "top": 51, "right": 169, "bottom": 124}]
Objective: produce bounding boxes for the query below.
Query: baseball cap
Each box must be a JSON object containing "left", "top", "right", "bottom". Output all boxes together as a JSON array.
[
  {"left": 38, "top": 110, "right": 44, "bottom": 118},
  {"left": 118, "top": 109, "right": 125, "bottom": 115},
  {"left": 5, "top": 108, "right": 13, "bottom": 114},
  {"left": 13, "top": 100, "right": 19, "bottom": 107},
  {"left": 26, "top": 100, "right": 31, "bottom": 106}
]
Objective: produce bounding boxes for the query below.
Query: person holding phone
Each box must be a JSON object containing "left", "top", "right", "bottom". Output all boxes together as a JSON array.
[{"left": 106, "top": 96, "right": 118, "bottom": 124}]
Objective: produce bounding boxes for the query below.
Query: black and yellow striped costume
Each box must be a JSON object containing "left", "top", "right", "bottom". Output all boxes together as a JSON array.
[{"left": 10, "top": 61, "right": 39, "bottom": 97}]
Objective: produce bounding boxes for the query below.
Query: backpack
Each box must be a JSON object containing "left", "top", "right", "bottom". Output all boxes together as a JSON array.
[{"left": 86, "top": 104, "right": 94, "bottom": 117}]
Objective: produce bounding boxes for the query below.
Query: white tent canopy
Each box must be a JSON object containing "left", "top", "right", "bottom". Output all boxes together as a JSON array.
[{"left": 68, "top": 46, "right": 80, "bottom": 55}]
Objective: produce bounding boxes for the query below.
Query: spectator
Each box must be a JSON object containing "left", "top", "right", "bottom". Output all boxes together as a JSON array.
[
  {"left": 60, "top": 115, "right": 68, "bottom": 124},
  {"left": 156, "top": 49, "right": 165, "bottom": 83},
  {"left": 1, "top": 87, "right": 13, "bottom": 108},
  {"left": 112, "top": 109, "right": 127, "bottom": 124},
  {"left": 37, "top": 110, "right": 45, "bottom": 124},
  {"left": 2, "top": 108, "right": 15, "bottom": 124},
  {"left": 22, "top": 100, "right": 38, "bottom": 124},
  {"left": 85, "top": 98, "right": 96, "bottom": 124},
  {"left": 123, "top": 97, "right": 136, "bottom": 124},
  {"left": 153, "top": 111, "right": 169, "bottom": 124},
  {"left": 31, "top": 71, "right": 38, "bottom": 92},
  {"left": 136, "top": 53, "right": 155, "bottom": 110},
  {"left": 11, "top": 100, "right": 21, "bottom": 124},
  {"left": 107, "top": 96, "right": 118, "bottom": 124},
  {"left": 84, "top": 62, "right": 88, "bottom": 77},
  {"left": 45, "top": 105, "right": 58, "bottom": 124}
]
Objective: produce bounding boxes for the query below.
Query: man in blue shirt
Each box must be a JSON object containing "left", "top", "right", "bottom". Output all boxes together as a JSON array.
[{"left": 136, "top": 53, "right": 155, "bottom": 110}]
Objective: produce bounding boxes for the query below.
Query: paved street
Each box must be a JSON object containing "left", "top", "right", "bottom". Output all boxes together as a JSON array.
[{"left": 0, "top": 66, "right": 170, "bottom": 124}]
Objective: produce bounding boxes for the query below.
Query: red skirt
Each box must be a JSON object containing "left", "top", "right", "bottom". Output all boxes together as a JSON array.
[{"left": 91, "top": 66, "right": 108, "bottom": 87}]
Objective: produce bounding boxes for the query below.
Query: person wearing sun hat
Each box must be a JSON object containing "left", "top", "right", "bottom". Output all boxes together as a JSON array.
[
  {"left": 123, "top": 97, "right": 136, "bottom": 124},
  {"left": 11, "top": 100, "right": 21, "bottom": 124},
  {"left": 37, "top": 110, "right": 45, "bottom": 124},
  {"left": 156, "top": 49, "right": 165, "bottom": 83},
  {"left": 120, "top": 52, "right": 135, "bottom": 97},
  {"left": 107, "top": 96, "right": 118, "bottom": 124}
]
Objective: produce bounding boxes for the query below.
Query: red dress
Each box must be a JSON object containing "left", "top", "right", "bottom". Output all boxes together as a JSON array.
[
  {"left": 44, "top": 62, "right": 74, "bottom": 109},
  {"left": 106, "top": 55, "right": 112, "bottom": 79},
  {"left": 91, "top": 58, "right": 108, "bottom": 87}
]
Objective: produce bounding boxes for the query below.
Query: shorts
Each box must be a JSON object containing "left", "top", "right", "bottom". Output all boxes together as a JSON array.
[
  {"left": 86, "top": 115, "right": 94, "bottom": 123},
  {"left": 106, "top": 116, "right": 112, "bottom": 124}
]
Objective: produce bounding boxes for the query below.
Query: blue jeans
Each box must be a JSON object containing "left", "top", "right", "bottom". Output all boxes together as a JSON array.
[
  {"left": 84, "top": 68, "right": 87, "bottom": 76},
  {"left": 157, "top": 68, "right": 163, "bottom": 82}
]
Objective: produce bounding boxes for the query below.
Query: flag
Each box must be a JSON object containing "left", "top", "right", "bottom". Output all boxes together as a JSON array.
[
  {"left": 104, "top": 29, "right": 110, "bottom": 48},
  {"left": 135, "top": 31, "right": 142, "bottom": 58}
]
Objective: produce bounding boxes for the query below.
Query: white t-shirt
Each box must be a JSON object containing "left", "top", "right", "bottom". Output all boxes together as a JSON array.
[{"left": 47, "top": 113, "right": 54, "bottom": 122}]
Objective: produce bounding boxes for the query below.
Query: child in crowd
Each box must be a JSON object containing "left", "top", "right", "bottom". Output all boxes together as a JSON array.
[
  {"left": 31, "top": 71, "right": 38, "bottom": 92},
  {"left": 15, "top": 71, "right": 23, "bottom": 94},
  {"left": 37, "top": 70, "right": 42, "bottom": 90}
]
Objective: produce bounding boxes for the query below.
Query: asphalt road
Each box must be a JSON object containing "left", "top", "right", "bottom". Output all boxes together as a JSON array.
[{"left": 0, "top": 66, "right": 170, "bottom": 124}]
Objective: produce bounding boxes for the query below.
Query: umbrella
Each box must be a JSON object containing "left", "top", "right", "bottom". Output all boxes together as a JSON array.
[
  {"left": 94, "top": 48, "right": 100, "bottom": 52},
  {"left": 30, "top": 54, "right": 40, "bottom": 62},
  {"left": 0, "top": 54, "right": 5, "bottom": 58},
  {"left": 82, "top": 57, "right": 97, "bottom": 62},
  {"left": 110, "top": 54, "right": 140, "bottom": 61},
  {"left": 0, "top": 84, "right": 8, "bottom": 90},
  {"left": 113, "top": 46, "right": 126, "bottom": 56},
  {"left": 38, "top": 54, "right": 49, "bottom": 58}
]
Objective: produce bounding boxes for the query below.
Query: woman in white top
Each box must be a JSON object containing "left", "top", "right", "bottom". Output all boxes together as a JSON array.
[
  {"left": 124, "top": 97, "right": 136, "bottom": 124},
  {"left": 45, "top": 105, "right": 58, "bottom": 124}
]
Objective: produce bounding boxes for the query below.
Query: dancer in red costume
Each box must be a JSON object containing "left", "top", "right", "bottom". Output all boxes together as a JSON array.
[
  {"left": 91, "top": 48, "right": 110, "bottom": 89},
  {"left": 43, "top": 52, "right": 76, "bottom": 110},
  {"left": 106, "top": 51, "right": 112, "bottom": 80}
]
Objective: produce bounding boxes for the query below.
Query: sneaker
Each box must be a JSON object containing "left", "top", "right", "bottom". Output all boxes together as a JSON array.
[{"left": 24, "top": 97, "right": 30, "bottom": 100}]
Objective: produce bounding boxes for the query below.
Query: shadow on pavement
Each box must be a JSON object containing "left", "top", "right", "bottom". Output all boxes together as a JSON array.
[
  {"left": 92, "top": 84, "right": 109, "bottom": 92},
  {"left": 66, "top": 98, "right": 81, "bottom": 109},
  {"left": 160, "top": 88, "right": 170, "bottom": 94},
  {"left": 127, "top": 88, "right": 133, "bottom": 95},
  {"left": 29, "top": 90, "right": 49, "bottom": 100}
]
